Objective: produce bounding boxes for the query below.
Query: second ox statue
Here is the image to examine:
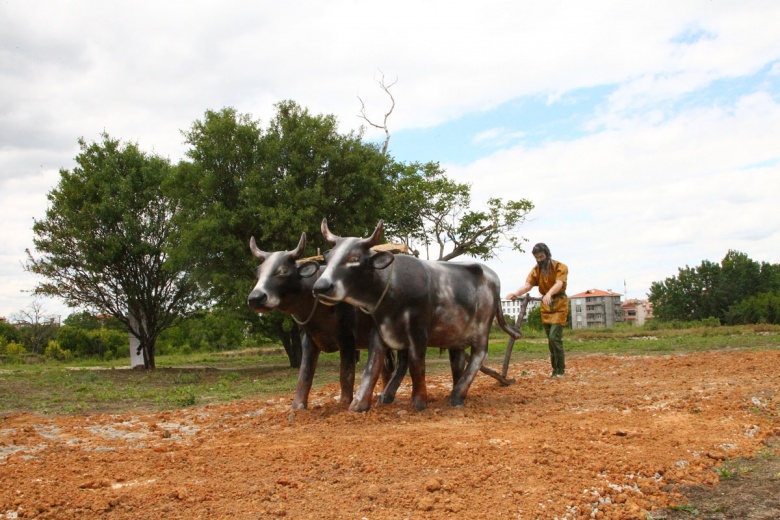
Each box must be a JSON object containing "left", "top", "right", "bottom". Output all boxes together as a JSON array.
[
  {"left": 312, "top": 218, "right": 521, "bottom": 412},
  {"left": 247, "top": 232, "right": 404, "bottom": 410}
]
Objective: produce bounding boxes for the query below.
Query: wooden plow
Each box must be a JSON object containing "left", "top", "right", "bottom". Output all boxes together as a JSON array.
[{"left": 476, "top": 294, "right": 542, "bottom": 386}]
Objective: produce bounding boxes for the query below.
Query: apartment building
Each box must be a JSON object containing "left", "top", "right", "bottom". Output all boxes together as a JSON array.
[
  {"left": 621, "top": 299, "right": 654, "bottom": 326},
  {"left": 569, "top": 288, "right": 624, "bottom": 328}
]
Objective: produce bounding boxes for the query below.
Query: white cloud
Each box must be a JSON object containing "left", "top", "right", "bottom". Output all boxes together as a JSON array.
[
  {"left": 2, "top": 0, "right": 780, "bottom": 317},
  {"left": 449, "top": 85, "right": 780, "bottom": 295}
]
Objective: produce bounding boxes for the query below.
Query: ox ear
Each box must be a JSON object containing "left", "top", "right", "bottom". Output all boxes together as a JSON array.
[
  {"left": 297, "top": 261, "right": 320, "bottom": 279},
  {"left": 249, "top": 237, "right": 268, "bottom": 263},
  {"left": 369, "top": 250, "right": 394, "bottom": 270},
  {"left": 321, "top": 218, "right": 339, "bottom": 243},
  {"left": 289, "top": 232, "right": 306, "bottom": 260},
  {"left": 365, "top": 219, "right": 384, "bottom": 247}
]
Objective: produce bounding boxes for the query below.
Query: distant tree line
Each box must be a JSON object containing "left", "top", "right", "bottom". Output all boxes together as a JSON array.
[
  {"left": 0, "top": 308, "right": 260, "bottom": 363},
  {"left": 648, "top": 250, "right": 780, "bottom": 325}
]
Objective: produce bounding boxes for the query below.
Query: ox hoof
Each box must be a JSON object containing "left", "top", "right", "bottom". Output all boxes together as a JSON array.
[
  {"left": 412, "top": 399, "right": 428, "bottom": 412},
  {"left": 291, "top": 402, "right": 307, "bottom": 411},
  {"left": 450, "top": 396, "right": 465, "bottom": 408},
  {"left": 349, "top": 401, "right": 371, "bottom": 413},
  {"left": 378, "top": 393, "right": 396, "bottom": 404}
]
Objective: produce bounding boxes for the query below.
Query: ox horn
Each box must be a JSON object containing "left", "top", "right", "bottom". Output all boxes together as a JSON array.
[
  {"left": 249, "top": 237, "right": 268, "bottom": 261},
  {"left": 321, "top": 218, "right": 340, "bottom": 243},
  {"left": 365, "top": 219, "right": 384, "bottom": 246},
  {"left": 290, "top": 232, "right": 306, "bottom": 259}
]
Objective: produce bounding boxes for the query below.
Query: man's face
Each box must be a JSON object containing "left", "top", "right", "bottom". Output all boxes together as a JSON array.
[{"left": 534, "top": 252, "right": 547, "bottom": 265}]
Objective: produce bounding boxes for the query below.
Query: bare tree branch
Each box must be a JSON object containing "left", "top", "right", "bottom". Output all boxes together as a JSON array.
[{"left": 357, "top": 71, "right": 397, "bottom": 156}]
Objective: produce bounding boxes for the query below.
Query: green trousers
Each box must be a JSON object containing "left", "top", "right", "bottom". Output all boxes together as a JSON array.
[{"left": 544, "top": 324, "right": 565, "bottom": 375}]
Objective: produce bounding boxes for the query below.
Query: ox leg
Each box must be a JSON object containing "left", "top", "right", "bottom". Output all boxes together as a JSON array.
[
  {"left": 292, "top": 333, "right": 320, "bottom": 410},
  {"left": 338, "top": 335, "right": 357, "bottom": 407},
  {"left": 450, "top": 344, "right": 487, "bottom": 407},
  {"left": 349, "top": 329, "right": 386, "bottom": 412},
  {"left": 379, "top": 349, "right": 409, "bottom": 404},
  {"left": 408, "top": 343, "right": 429, "bottom": 411},
  {"left": 448, "top": 349, "right": 466, "bottom": 385}
]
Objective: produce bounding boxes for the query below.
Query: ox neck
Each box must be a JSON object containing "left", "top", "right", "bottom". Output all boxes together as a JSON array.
[
  {"left": 291, "top": 298, "right": 318, "bottom": 326},
  {"left": 359, "top": 260, "right": 395, "bottom": 316}
]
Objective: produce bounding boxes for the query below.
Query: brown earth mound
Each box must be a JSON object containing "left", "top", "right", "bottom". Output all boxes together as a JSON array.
[{"left": 2, "top": 350, "right": 779, "bottom": 519}]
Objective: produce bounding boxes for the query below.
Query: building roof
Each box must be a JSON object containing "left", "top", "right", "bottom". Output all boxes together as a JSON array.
[{"left": 570, "top": 288, "right": 623, "bottom": 298}]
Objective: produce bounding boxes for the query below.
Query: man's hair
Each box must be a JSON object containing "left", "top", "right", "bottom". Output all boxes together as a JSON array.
[
  {"left": 531, "top": 243, "right": 551, "bottom": 258},
  {"left": 532, "top": 243, "right": 552, "bottom": 274}
]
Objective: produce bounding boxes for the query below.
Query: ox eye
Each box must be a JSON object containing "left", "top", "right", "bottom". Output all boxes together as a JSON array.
[
  {"left": 277, "top": 266, "right": 289, "bottom": 275},
  {"left": 346, "top": 254, "right": 361, "bottom": 264}
]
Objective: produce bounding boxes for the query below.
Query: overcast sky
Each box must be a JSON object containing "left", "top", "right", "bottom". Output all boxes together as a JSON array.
[{"left": 2, "top": 1, "right": 779, "bottom": 320}]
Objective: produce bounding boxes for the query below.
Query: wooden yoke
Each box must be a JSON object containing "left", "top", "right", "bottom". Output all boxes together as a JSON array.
[{"left": 299, "top": 243, "right": 410, "bottom": 264}]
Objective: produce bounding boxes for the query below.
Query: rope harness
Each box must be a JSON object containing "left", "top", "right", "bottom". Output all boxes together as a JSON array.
[
  {"left": 359, "top": 260, "right": 395, "bottom": 316},
  {"left": 291, "top": 298, "right": 319, "bottom": 326}
]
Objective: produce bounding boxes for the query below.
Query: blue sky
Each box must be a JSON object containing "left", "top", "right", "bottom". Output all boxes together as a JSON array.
[
  {"left": 2, "top": 0, "right": 780, "bottom": 320},
  {"left": 389, "top": 85, "right": 617, "bottom": 165},
  {"left": 389, "top": 65, "right": 780, "bottom": 167}
]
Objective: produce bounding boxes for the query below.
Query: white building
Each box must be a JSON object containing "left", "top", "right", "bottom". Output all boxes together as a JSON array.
[{"left": 500, "top": 298, "right": 540, "bottom": 325}]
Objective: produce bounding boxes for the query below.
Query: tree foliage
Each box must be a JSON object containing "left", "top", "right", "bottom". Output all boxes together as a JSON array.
[
  {"left": 384, "top": 162, "right": 534, "bottom": 261},
  {"left": 26, "top": 134, "right": 198, "bottom": 368},
  {"left": 726, "top": 290, "right": 780, "bottom": 325},
  {"left": 648, "top": 250, "right": 780, "bottom": 322},
  {"left": 168, "top": 102, "right": 395, "bottom": 366}
]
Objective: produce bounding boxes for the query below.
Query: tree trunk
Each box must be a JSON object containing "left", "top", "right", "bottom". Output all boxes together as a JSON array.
[
  {"left": 140, "top": 338, "right": 156, "bottom": 369},
  {"left": 275, "top": 323, "right": 302, "bottom": 368}
]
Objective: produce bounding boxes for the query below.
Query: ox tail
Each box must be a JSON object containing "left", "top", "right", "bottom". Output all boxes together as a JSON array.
[{"left": 494, "top": 300, "right": 522, "bottom": 340}]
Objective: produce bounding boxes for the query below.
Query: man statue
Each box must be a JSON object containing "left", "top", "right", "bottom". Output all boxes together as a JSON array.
[{"left": 506, "top": 243, "right": 569, "bottom": 378}]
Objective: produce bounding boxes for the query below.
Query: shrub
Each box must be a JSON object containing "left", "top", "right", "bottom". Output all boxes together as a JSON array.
[
  {"left": 56, "top": 325, "right": 91, "bottom": 357},
  {"left": 44, "top": 340, "right": 72, "bottom": 361},
  {"left": 90, "top": 328, "right": 128, "bottom": 359},
  {"left": 0, "top": 340, "right": 27, "bottom": 358}
]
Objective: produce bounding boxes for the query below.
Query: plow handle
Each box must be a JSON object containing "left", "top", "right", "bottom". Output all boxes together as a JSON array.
[{"left": 500, "top": 294, "right": 542, "bottom": 379}]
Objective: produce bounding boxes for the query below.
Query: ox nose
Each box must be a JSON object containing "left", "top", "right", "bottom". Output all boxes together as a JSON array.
[
  {"left": 312, "top": 278, "right": 334, "bottom": 296},
  {"left": 247, "top": 291, "right": 268, "bottom": 309}
]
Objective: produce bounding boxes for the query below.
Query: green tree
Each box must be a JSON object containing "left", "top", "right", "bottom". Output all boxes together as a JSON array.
[
  {"left": 0, "top": 320, "right": 21, "bottom": 344},
  {"left": 649, "top": 251, "right": 780, "bottom": 322},
  {"left": 359, "top": 77, "right": 534, "bottom": 262},
  {"left": 26, "top": 134, "right": 198, "bottom": 368},
  {"left": 726, "top": 290, "right": 780, "bottom": 325},
  {"left": 56, "top": 326, "right": 91, "bottom": 357},
  {"left": 526, "top": 305, "right": 543, "bottom": 331},
  {"left": 168, "top": 103, "right": 394, "bottom": 366},
  {"left": 383, "top": 161, "right": 533, "bottom": 261}
]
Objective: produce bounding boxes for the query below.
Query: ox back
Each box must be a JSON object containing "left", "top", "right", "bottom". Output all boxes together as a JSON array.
[{"left": 313, "top": 219, "right": 519, "bottom": 412}]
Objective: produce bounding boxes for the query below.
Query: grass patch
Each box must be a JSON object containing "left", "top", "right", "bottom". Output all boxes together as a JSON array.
[
  {"left": 1, "top": 325, "right": 779, "bottom": 415},
  {"left": 667, "top": 503, "right": 700, "bottom": 515}
]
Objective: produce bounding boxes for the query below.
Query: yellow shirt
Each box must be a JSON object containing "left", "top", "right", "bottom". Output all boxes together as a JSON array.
[{"left": 526, "top": 260, "right": 569, "bottom": 325}]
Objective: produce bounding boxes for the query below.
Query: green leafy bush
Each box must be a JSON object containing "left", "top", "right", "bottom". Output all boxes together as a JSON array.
[
  {"left": 726, "top": 290, "right": 780, "bottom": 325},
  {"left": 44, "top": 340, "right": 72, "bottom": 361},
  {"left": 0, "top": 339, "right": 27, "bottom": 358}
]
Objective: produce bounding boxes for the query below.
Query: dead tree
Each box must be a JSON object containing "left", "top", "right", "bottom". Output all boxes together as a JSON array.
[{"left": 358, "top": 71, "right": 397, "bottom": 156}]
